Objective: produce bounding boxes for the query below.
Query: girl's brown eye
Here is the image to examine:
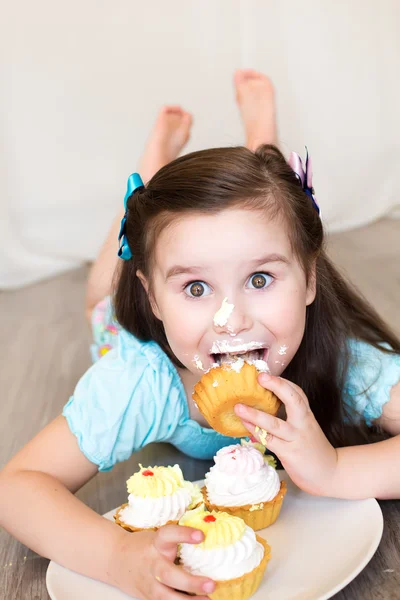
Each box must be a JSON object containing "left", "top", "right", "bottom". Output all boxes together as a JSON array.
[
  {"left": 189, "top": 282, "right": 205, "bottom": 297},
  {"left": 251, "top": 274, "right": 267, "bottom": 288}
]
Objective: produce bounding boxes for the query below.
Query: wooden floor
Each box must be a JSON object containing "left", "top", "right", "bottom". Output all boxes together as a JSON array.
[{"left": 0, "top": 217, "right": 399, "bottom": 599}]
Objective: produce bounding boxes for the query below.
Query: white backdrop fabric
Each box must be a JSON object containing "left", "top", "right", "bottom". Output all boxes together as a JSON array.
[{"left": 1, "top": 0, "right": 399, "bottom": 288}]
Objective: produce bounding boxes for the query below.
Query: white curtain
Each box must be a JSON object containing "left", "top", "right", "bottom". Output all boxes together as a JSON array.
[{"left": 1, "top": 0, "right": 399, "bottom": 288}]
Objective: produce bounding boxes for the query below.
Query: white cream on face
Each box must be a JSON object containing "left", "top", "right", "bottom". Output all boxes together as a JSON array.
[
  {"left": 213, "top": 297, "right": 234, "bottom": 327},
  {"left": 192, "top": 355, "right": 204, "bottom": 371},
  {"left": 210, "top": 340, "right": 265, "bottom": 354},
  {"left": 278, "top": 345, "right": 288, "bottom": 355}
]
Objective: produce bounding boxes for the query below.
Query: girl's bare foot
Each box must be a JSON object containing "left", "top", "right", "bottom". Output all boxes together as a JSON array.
[
  {"left": 234, "top": 69, "right": 277, "bottom": 151},
  {"left": 139, "top": 105, "right": 193, "bottom": 182}
]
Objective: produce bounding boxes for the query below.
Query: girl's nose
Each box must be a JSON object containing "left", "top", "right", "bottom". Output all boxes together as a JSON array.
[{"left": 212, "top": 299, "right": 253, "bottom": 336}]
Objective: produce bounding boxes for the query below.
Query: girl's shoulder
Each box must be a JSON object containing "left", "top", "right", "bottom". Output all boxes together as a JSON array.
[
  {"left": 86, "top": 319, "right": 182, "bottom": 390},
  {"left": 344, "top": 338, "right": 400, "bottom": 425},
  {"left": 90, "top": 295, "right": 178, "bottom": 371},
  {"left": 63, "top": 324, "right": 187, "bottom": 472}
]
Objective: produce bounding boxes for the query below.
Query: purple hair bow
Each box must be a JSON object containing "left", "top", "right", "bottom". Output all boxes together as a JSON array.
[{"left": 288, "top": 148, "right": 321, "bottom": 217}]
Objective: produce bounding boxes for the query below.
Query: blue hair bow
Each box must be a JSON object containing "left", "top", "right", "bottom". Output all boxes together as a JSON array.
[
  {"left": 117, "top": 173, "right": 144, "bottom": 260},
  {"left": 288, "top": 148, "right": 321, "bottom": 217}
]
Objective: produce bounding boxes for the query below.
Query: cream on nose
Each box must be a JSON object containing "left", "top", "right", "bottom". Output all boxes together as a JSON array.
[
  {"left": 213, "top": 297, "right": 234, "bottom": 327},
  {"left": 212, "top": 297, "right": 252, "bottom": 336}
]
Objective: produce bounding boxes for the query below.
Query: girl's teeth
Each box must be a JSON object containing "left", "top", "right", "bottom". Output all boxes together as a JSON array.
[{"left": 213, "top": 349, "right": 265, "bottom": 365}]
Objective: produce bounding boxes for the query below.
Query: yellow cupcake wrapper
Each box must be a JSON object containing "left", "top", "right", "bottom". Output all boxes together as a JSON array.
[
  {"left": 209, "top": 536, "right": 271, "bottom": 600},
  {"left": 201, "top": 480, "right": 287, "bottom": 531},
  {"left": 192, "top": 362, "right": 281, "bottom": 437}
]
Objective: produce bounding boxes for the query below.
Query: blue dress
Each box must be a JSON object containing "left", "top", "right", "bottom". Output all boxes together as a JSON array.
[{"left": 63, "top": 298, "right": 400, "bottom": 471}]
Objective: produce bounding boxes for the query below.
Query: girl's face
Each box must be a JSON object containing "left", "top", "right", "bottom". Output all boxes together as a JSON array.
[{"left": 140, "top": 208, "right": 316, "bottom": 377}]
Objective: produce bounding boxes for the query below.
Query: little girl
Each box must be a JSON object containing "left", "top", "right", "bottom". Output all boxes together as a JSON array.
[{"left": 1, "top": 70, "right": 399, "bottom": 600}]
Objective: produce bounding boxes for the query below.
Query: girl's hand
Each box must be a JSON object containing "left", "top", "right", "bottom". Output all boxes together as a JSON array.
[
  {"left": 234, "top": 373, "right": 338, "bottom": 496},
  {"left": 111, "top": 523, "right": 215, "bottom": 600}
]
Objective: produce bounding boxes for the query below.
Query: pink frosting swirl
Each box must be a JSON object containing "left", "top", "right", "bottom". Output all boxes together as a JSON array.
[
  {"left": 214, "top": 444, "right": 265, "bottom": 475},
  {"left": 206, "top": 444, "right": 280, "bottom": 506}
]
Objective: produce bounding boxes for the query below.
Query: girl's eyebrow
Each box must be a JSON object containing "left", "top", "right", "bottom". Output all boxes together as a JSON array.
[
  {"left": 165, "top": 265, "right": 208, "bottom": 281},
  {"left": 249, "top": 253, "right": 290, "bottom": 266},
  {"left": 165, "top": 254, "right": 289, "bottom": 281}
]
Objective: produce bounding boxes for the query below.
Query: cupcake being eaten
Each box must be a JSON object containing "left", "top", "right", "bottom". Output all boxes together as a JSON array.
[
  {"left": 193, "top": 331, "right": 281, "bottom": 437},
  {"left": 202, "top": 444, "right": 287, "bottom": 530},
  {"left": 114, "top": 464, "right": 202, "bottom": 532},
  {"left": 179, "top": 506, "right": 271, "bottom": 600}
]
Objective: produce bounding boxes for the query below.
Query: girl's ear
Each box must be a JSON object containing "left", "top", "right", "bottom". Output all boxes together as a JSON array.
[
  {"left": 136, "top": 270, "right": 162, "bottom": 320},
  {"left": 306, "top": 261, "right": 317, "bottom": 306}
]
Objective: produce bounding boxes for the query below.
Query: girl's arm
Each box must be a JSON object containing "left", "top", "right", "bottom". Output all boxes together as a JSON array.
[
  {"left": 332, "top": 380, "right": 400, "bottom": 500},
  {"left": 234, "top": 375, "right": 400, "bottom": 501},
  {"left": 0, "top": 416, "right": 214, "bottom": 599},
  {"left": 0, "top": 416, "right": 122, "bottom": 580},
  {"left": 332, "top": 434, "right": 400, "bottom": 499},
  {"left": 376, "top": 380, "right": 400, "bottom": 436}
]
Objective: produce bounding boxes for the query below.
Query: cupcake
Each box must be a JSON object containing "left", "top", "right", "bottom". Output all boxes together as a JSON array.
[
  {"left": 114, "top": 464, "right": 202, "bottom": 532},
  {"left": 193, "top": 360, "right": 280, "bottom": 437},
  {"left": 201, "top": 444, "right": 286, "bottom": 531},
  {"left": 178, "top": 506, "right": 271, "bottom": 600}
]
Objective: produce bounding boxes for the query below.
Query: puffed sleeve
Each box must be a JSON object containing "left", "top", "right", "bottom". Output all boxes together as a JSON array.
[
  {"left": 62, "top": 330, "right": 186, "bottom": 471},
  {"left": 344, "top": 339, "right": 400, "bottom": 426}
]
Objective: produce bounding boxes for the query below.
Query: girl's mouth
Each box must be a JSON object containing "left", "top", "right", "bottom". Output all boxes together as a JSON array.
[{"left": 211, "top": 347, "right": 269, "bottom": 366}]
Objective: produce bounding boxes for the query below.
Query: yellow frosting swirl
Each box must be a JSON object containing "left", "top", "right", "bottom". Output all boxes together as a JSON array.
[
  {"left": 179, "top": 508, "right": 245, "bottom": 549},
  {"left": 126, "top": 464, "right": 185, "bottom": 497}
]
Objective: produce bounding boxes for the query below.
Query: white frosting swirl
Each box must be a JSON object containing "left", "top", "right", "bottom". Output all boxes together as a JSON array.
[
  {"left": 179, "top": 525, "right": 263, "bottom": 580},
  {"left": 119, "top": 487, "right": 192, "bottom": 528},
  {"left": 205, "top": 444, "right": 280, "bottom": 506}
]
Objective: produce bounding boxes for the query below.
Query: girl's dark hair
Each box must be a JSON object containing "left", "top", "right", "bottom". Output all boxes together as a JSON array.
[{"left": 114, "top": 145, "right": 400, "bottom": 447}]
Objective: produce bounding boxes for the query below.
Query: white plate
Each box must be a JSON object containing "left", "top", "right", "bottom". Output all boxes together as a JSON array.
[{"left": 46, "top": 472, "right": 383, "bottom": 600}]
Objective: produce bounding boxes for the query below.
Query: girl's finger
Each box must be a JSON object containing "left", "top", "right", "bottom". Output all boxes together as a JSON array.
[
  {"left": 234, "top": 405, "right": 295, "bottom": 442},
  {"left": 284, "top": 378, "right": 310, "bottom": 409},
  {"left": 154, "top": 524, "right": 204, "bottom": 555},
  {"left": 154, "top": 557, "right": 215, "bottom": 597},
  {"left": 258, "top": 373, "right": 309, "bottom": 422},
  {"left": 240, "top": 418, "right": 273, "bottom": 444},
  {"left": 240, "top": 418, "right": 286, "bottom": 457}
]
